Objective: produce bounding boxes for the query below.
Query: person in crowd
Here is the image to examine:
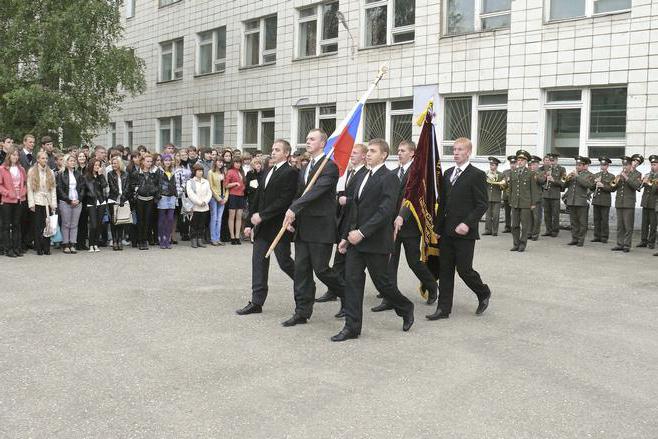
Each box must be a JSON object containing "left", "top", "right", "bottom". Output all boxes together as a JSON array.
[
  {"left": 107, "top": 155, "right": 130, "bottom": 251},
  {"left": 174, "top": 148, "right": 192, "bottom": 241},
  {"left": 53, "top": 151, "right": 65, "bottom": 176},
  {"left": 132, "top": 153, "right": 160, "bottom": 250},
  {"left": 56, "top": 154, "right": 85, "bottom": 254},
  {"left": 611, "top": 155, "right": 643, "bottom": 252},
  {"left": 75, "top": 150, "right": 90, "bottom": 250},
  {"left": 19, "top": 134, "right": 36, "bottom": 170},
  {"left": 0, "top": 134, "right": 13, "bottom": 164},
  {"left": 187, "top": 146, "right": 199, "bottom": 166},
  {"left": 40, "top": 136, "right": 58, "bottom": 171},
  {"left": 19, "top": 134, "right": 37, "bottom": 251},
  {"left": 210, "top": 149, "right": 218, "bottom": 162},
  {"left": 0, "top": 147, "right": 27, "bottom": 257},
  {"left": 148, "top": 153, "right": 162, "bottom": 245},
  {"left": 126, "top": 151, "right": 142, "bottom": 247},
  {"left": 163, "top": 143, "right": 175, "bottom": 157},
  {"left": 208, "top": 158, "right": 227, "bottom": 246},
  {"left": 225, "top": 157, "right": 246, "bottom": 245},
  {"left": 245, "top": 156, "right": 264, "bottom": 210},
  {"left": 300, "top": 153, "right": 310, "bottom": 169},
  {"left": 200, "top": 148, "right": 213, "bottom": 177},
  {"left": 27, "top": 151, "right": 57, "bottom": 255},
  {"left": 186, "top": 163, "right": 212, "bottom": 248},
  {"left": 221, "top": 149, "right": 233, "bottom": 168},
  {"left": 157, "top": 154, "right": 177, "bottom": 249},
  {"left": 82, "top": 159, "right": 108, "bottom": 253},
  {"left": 242, "top": 152, "right": 253, "bottom": 173}
]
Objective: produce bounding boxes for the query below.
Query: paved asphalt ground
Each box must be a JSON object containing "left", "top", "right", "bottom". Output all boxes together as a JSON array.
[{"left": 1, "top": 229, "right": 657, "bottom": 438}]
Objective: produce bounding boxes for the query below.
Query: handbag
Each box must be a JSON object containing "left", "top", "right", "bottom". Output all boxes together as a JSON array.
[
  {"left": 43, "top": 202, "right": 59, "bottom": 238},
  {"left": 113, "top": 201, "right": 132, "bottom": 225}
]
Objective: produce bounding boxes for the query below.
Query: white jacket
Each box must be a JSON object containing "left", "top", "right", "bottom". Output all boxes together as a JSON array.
[{"left": 186, "top": 177, "right": 212, "bottom": 212}]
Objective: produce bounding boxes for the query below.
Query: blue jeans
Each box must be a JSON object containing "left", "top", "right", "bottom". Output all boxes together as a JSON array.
[{"left": 209, "top": 198, "right": 225, "bottom": 242}]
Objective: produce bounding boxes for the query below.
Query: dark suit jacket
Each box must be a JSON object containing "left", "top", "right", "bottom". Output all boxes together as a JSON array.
[
  {"left": 289, "top": 156, "right": 339, "bottom": 244},
  {"left": 436, "top": 164, "right": 488, "bottom": 240},
  {"left": 345, "top": 165, "right": 398, "bottom": 254},
  {"left": 338, "top": 166, "right": 369, "bottom": 237},
  {"left": 19, "top": 149, "right": 35, "bottom": 171},
  {"left": 393, "top": 165, "right": 420, "bottom": 239},
  {"left": 248, "top": 162, "right": 299, "bottom": 242}
]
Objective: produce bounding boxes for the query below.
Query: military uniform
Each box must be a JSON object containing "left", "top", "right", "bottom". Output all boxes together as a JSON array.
[
  {"left": 509, "top": 150, "right": 537, "bottom": 252},
  {"left": 484, "top": 157, "right": 504, "bottom": 236},
  {"left": 529, "top": 156, "right": 543, "bottom": 240},
  {"left": 536, "top": 153, "right": 566, "bottom": 237},
  {"left": 638, "top": 155, "right": 658, "bottom": 249},
  {"left": 591, "top": 157, "right": 615, "bottom": 243},
  {"left": 564, "top": 156, "right": 595, "bottom": 246},
  {"left": 501, "top": 155, "right": 515, "bottom": 233},
  {"left": 612, "top": 156, "right": 643, "bottom": 252}
]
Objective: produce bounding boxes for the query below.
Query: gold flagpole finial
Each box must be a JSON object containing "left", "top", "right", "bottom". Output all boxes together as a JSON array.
[{"left": 415, "top": 98, "right": 434, "bottom": 127}]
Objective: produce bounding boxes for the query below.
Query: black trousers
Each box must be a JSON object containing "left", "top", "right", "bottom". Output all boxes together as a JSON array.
[
  {"left": 503, "top": 199, "right": 511, "bottom": 230},
  {"left": 135, "top": 199, "right": 154, "bottom": 244},
  {"left": 531, "top": 199, "right": 543, "bottom": 237},
  {"left": 569, "top": 205, "right": 588, "bottom": 243},
  {"left": 616, "top": 207, "right": 635, "bottom": 248},
  {"left": 251, "top": 234, "right": 295, "bottom": 306},
  {"left": 437, "top": 235, "right": 489, "bottom": 314},
  {"left": 511, "top": 207, "right": 533, "bottom": 247},
  {"left": 1, "top": 202, "right": 23, "bottom": 252},
  {"left": 87, "top": 205, "right": 107, "bottom": 247},
  {"left": 107, "top": 205, "right": 126, "bottom": 244},
  {"left": 32, "top": 205, "right": 50, "bottom": 252},
  {"left": 293, "top": 240, "right": 345, "bottom": 319},
  {"left": 77, "top": 206, "right": 88, "bottom": 247},
  {"left": 592, "top": 205, "right": 610, "bottom": 240},
  {"left": 191, "top": 210, "right": 209, "bottom": 237},
  {"left": 344, "top": 249, "right": 413, "bottom": 334},
  {"left": 21, "top": 204, "right": 33, "bottom": 249},
  {"left": 640, "top": 207, "right": 656, "bottom": 245},
  {"left": 388, "top": 234, "right": 437, "bottom": 296},
  {"left": 543, "top": 198, "right": 560, "bottom": 235}
]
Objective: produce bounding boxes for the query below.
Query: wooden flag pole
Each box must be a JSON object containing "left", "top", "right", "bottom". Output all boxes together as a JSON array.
[{"left": 264, "top": 65, "right": 388, "bottom": 258}]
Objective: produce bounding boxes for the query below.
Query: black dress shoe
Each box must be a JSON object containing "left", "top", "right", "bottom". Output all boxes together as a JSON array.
[
  {"left": 492, "top": 233, "right": 498, "bottom": 236},
  {"left": 654, "top": 252, "right": 658, "bottom": 256},
  {"left": 510, "top": 246, "right": 519, "bottom": 251},
  {"left": 611, "top": 246, "right": 624, "bottom": 251},
  {"left": 601, "top": 239, "right": 608, "bottom": 244},
  {"left": 636, "top": 242, "right": 648, "bottom": 248},
  {"left": 622, "top": 247, "right": 630, "bottom": 253},
  {"left": 591, "top": 238, "right": 601, "bottom": 242},
  {"left": 334, "top": 309, "right": 346, "bottom": 318},
  {"left": 482, "top": 231, "right": 492, "bottom": 236},
  {"left": 518, "top": 244, "right": 526, "bottom": 252},
  {"left": 648, "top": 243, "right": 655, "bottom": 249},
  {"left": 331, "top": 328, "right": 359, "bottom": 342},
  {"left": 426, "top": 288, "right": 438, "bottom": 305},
  {"left": 576, "top": 242, "right": 584, "bottom": 247},
  {"left": 282, "top": 315, "right": 307, "bottom": 327},
  {"left": 541, "top": 232, "right": 552, "bottom": 236},
  {"left": 402, "top": 309, "right": 414, "bottom": 332},
  {"left": 316, "top": 291, "right": 338, "bottom": 302},
  {"left": 426, "top": 308, "right": 450, "bottom": 320},
  {"left": 371, "top": 301, "right": 393, "bottom": 312},
  {"left": 567, "top": 241, "right": 578, "bottom": 245},
  {"left": 236, "top": 302, "right": 262, "bottom": 315},
  {"left": 476, "top": 289, "right": 491, "bottom": 315},
  {"left": 551, "top": 233, "right": 558, "bottom": 237}
]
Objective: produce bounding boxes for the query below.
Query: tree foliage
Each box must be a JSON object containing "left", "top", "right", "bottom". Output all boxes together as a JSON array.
[{"left": 0, "top": 0, "right": 145, "bottom": 145}]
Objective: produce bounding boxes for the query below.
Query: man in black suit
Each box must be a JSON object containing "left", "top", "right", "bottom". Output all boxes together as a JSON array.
[
  {"left": 331, "top": 139, "right": 415, "bottom": 342},
  {"left": 236, "top": 139, "right": 299, "bottom": 315},
  {"left": 282, "top": 129, "right": 345, "bottom": 326},
  {"left": 371, "top": 140, "right": 438, "bottom": 313},
  {"left": 18, "top": 134, "right": 36, "bottom": 251},
  {"left": 316, "top": 143, "right": 368, "bottom": 308},
  {"left": 427, "top": 137, "right": 492, "bottom": 320}
]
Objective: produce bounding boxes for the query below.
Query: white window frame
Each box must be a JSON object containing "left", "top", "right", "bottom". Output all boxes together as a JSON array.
[
  {"left": 193, "top": 113, "right": 225, "bottom": 147},
  {"left": 362, "top": 99, "right": 413, "bottom": 155},
  {"left": 157, "top": 116, "right": 182, "bottom": 150},
  {"left": 295, "top": 2, "right": 339, "bottom": 59},
  {"left": 293, "top": 104, "right": 337, "bottom": 146},
  {"left": 196, "top": 27, "right": 226, "bottom": 75},
  {"left": 240, "top": 109, "right": 275, "bottom": 149},
  {"left": 361, "top": 0, "right": 415, "bottom": 48},
  {"left": 242, "top": 15, "right": 277, "bottom": 67},
  {"left": 544, "top": 0, "right": 631, "bottom": 23},
  {"left": 126, "top": 0, "right": 135, "bottom": 18},
  {"left": 437, "top": 93, "right": 508, "bottom": 157},
  {"left": 443, "top": 0, "right": 511, "bottom": 36},
  {"left": 108, "top": 122, "right": 116, "bottom": 148},
  {"left": 159, "top": 0, "right": 182, "bottom": 7},
  {"left": 159, "top": 38, "right": 184, "bottom": 82},
  {"left": 124, "top": 121, "right": 133, "bottom": 148},
  {"left": 538, "top": 87, "right": 627, "bottom": 159}
]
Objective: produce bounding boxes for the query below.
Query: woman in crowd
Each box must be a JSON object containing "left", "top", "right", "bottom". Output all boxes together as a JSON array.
[
  {"left": 56, "top": 154, "right": 85, "bottom": 254},
  {"left": 174, "top": 148, "right": 192, "bottom": 242},
  {"left": 207, "top": 158, "right": 226, "bottom": 246},
  {"left": 82, "top": 159, "right": 108, "bottom": 253},
  {"left": 126, "top": 151, "right": 142, "bottom": 247},
  {"left": 0, "top": 147, "right": 27, "bottom": 257},
  {"left": 75, "top": 150, "right": 89, "bottom": 250},
  {"left": 149, "top": 153, "right": 162, "bottom": 244},
  {"left": 186, "top": 163, "right": 211, "bottom": 248},
  {"left": 157, "top": 154, "right": 177, "bottom": 249},
  {"left": 225, "top": 157, "right": 246, "bottom": 245},
  {"left": 107, "top": 155, "right": 130, "bottom": 251},
  {"left": 27, "top": 151, "right": 57, "bottom": 255},
  {"left": 222, "top": 149, "right": 233, "bottom": 168},
  {"left": 133, "top": 153, "right": 160, "bottom": 250},
  {"left": 245, "top": 156, "right": 264, "bottom": 213}
]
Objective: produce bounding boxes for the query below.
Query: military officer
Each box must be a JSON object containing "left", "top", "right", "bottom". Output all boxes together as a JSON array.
[
  {"left": 536, "top": 153, "right": 566, "bottom": 237},
  {"left": 564, "top": 156, "right": 595, "bottom": 246},
  {"left": 528, "top": 156, "right": 543, "bottom": 240},
  {"left": 508, "top": 150, "right": 537, "bottom": 252},
  {"left": 501, "top": 155, "right": 516, "bottom": 233},
  {"left": 638, "top": 155, "right": 658, "bottom": 249},
  {"left": 483, "top": 156, "right": 505, "bottom": 236},
  {"left": 591, "top": 157, "right": 615, "bottom": 243},
  {"left": 611, "top": 156, "right": 643, "bottom": 252}
]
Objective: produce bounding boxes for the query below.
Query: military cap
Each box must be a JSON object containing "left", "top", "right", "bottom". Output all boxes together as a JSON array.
[
  {"left": 576, "top": 156, "right": 591, "bottom": 165},
  {"left": 621, "top": 156, "right": 632, "bottom": 165},
  {"left": 547, "top": 152, "right": 560, "bottom": 160},
  {"left": 531, "top": 155, "right": 542, "bottom": 163},
  {"left": 631, "top": 154, "right": 644, "bottom": 165},
  {"left": 515, "top": 149, "right": 531, "bottom": 161},
  {"left": 507, "top": 155, "right": 517, "bottom": 163},
  {"left": 649, "top": 154, "right": 658, "bottom": 164},
  {"left": 488, "top": 156, "right": 501, "bottom": 165}
]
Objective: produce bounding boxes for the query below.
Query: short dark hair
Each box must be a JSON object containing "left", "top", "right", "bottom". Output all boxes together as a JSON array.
[
  {"left": 398, "top": 140, "right": 416, "bottom": 152},
  {"left": 368, "top": 138, "right": 390, "bottom": 157}
]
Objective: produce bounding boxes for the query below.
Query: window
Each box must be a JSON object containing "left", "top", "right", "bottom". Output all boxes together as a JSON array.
[
  {"left": 441, "top": 94, "right": 508, "bottom": 156},
  {"left": 444, "top": 0, "right": 510, "bottom": 36},
  {"left": 126, "top": 0, "right": 135, "bottom": 18},
  {"left": 109, "top": 123, "right": 116, "bottom": 148},
  {"left": 124, "top": 121, "right": 133, "bottom": 149},
  {"left": 197, "top": 27, "right": 226, "bottom": 75},
  {"left": 244, "top": 16, "right": 277, "bottom": 67},
  {"left": 297, "top": 2, "right": 339, "bottom": 58},
  {"left": 195, "top": 113, "right": 225, "bottom": 147},
  {"left": 548, "top": 0, "right": 630, "bottom": 21},
  {"left": 158, "top": 116, "right": 182, "bottom": 149},
  {"left": 159, "top": 0, "right": 181, "bottom": 7},
  {"left": 363, "top": 0, "right": 415, "bottom": 48},
  {"left": 160, "top": 39, "right": 184, "bottom": 82},
  {"left": 543, "top": 87, "right": 627, "bottom": 158},
  {"left": 296, "top": 105, "right": 337, "bottom": 145},
  {"left": 242, "top": 109, "right": 275, "bottom": 153},
  {"left": 364, "top": 99, "right": 413, "bottom": 154}
]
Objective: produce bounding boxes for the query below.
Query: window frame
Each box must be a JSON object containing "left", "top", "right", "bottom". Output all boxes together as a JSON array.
[
  {"left": 362, "top": 99, "right": 414, "bottom": 156},
  {"left": 109, "top": 122, "right": 117, "bottom": 148},
  {"left": 157, "top": 116, "right": 182, "bottom": 150},
  {"left": 295, "top": 2, "right": 339, "bottom": 59},
  {"left": 242, "top": 15, "right": 277, "bottom": 68},
  {"left": 361, "top": 0, "right": 416, "bottom": 48},
  {"left": 241, "top": 109, "right": 276, "bottom": 150},
  {"left": 294, "top": 104, "right": 337, "bottom": 146},
  {"left": 442, "top": 0, "right": 511, "bottom": 37},
  {"left": 126, "top": 0, "right": 135, "bottom": 18},
  {"left": 193, "top": 112, "right": 225, "bottom": 147},
  {"left": 544, "top": 0, "right": 631, "bottom": 23},
  {"left": 124, "top": 121, "right": 133, "bottom": 149},
  {"left": 159, "top": 38, "right": 184, "bottom": 82},
  {"left": 196, "top": 27, "right": 227, "bottom": 76},
  {"left": 159, "top": 0, "right": 182, "bottom": 8}
]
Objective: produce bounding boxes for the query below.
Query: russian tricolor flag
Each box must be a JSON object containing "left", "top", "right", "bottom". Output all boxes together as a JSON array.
[{"left": 323, "top": 103, "right": 363, "bottom": 177}]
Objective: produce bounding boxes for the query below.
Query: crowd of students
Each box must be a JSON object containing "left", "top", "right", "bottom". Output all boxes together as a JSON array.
[{"left": 0, "top": 133, "right": 313, "bottom": 257}]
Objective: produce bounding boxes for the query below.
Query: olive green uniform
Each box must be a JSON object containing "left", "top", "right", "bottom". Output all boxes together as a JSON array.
[
  {"left": 613, "top": 170, "right": 642, "bottom": 249},
  {"left": 502, "top": 169, "right": 512, "bottom": 232},
  {"left": 530, "top": 172, "right": 543, "bottom": 239},
  {"left": 564, "top": 171, "right": 595, "bottom": 245},
  {"left": 591, "top": 171, "right": 615, "bottom": 242},
  {"left": 509, "top": 167, "right": 537, "bottom": 250},
  {"left": 536, "top": 165, "right": 566, "bottom": 236},
  {"left": 485, "top": 170, "right": 504, "bottom": 235},
  {"left": 639, "top": 172, "right": 658, "bottom": 248}
]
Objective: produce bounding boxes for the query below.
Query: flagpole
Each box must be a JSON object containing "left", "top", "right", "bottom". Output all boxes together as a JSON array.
[{"left": 264, "top": 65, "right": 388, "bottom": 258}]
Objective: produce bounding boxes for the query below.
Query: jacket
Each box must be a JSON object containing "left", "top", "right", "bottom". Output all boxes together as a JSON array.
[
  {"left": 485, "top": 170, "right": 504, "bottom": 203},
  {"left": 56, "top": 169, "right": 86, "bottom": 204},
  {"left": 508, "top": 167, "right": 537, "bottom": 209},
  {"left": 0, "top": 165, "right": 27, "bottom": 204},
  {"left": 159, "top": 170, "right": 177, "bottom": 197},
  {"left": 132, "top": 169, "right": 160, "bottom": 200},
  {"left": 613, "top": 170, "right": 642, "bottom": 208},
  {"left": 82, "top": 174, "right": 108, "bottom": 206},
  {"left": 436, "top": 164, "right": 488, "bottom": 240},
  {"left": 186, "top": 177, "right": 212, "bottom": 212},
  {"left": 27, "top": 166, "right": 57, "bottom": 210},
  {"left": 564, "top": 170, "right": 595, "bottom": 207},
  {"left": 536, "top": 164, "right": 566, "bottom": 199},
  {"left": 591, "top": 171, "right": 615, "bottom": 207},
  {"left": 640, "top": 172, "right": 658, "bottom": 209},
  {"left": 107, "top": 170, "right": 131, "bottom": 205}
]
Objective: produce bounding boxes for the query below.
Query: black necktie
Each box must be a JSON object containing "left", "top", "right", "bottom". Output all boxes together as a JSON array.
[
  {"left": 398, "top": 167, "right": 404, "bottom": 181},
  {"left": 345, "top": 169, "right": 354, "bottom": 186}
]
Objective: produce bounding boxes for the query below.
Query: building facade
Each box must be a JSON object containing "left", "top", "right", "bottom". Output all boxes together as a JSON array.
[{"left": 103, "top": 0, "right": 656, "bottom": 175}]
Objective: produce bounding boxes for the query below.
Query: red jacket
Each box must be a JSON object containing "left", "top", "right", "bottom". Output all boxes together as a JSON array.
[{"left": 0, "top": 165, "right": 27, "bottom": 204}]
